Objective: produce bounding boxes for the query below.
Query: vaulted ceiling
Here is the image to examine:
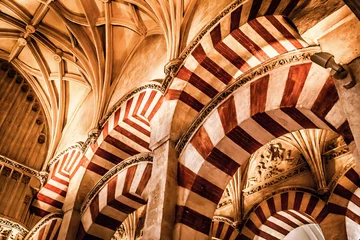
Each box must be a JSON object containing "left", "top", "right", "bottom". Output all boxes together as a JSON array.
[
  {"left": 0, "top": 0, "right": 348, "bottom": 170},
  {"left": 0, "top": 0, "right": 208, "bottom": 167}
]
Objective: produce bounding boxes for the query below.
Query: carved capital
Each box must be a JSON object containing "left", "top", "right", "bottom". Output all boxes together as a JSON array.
[{"left": 164, "top": 58, "right": 181, "bottom": 78}]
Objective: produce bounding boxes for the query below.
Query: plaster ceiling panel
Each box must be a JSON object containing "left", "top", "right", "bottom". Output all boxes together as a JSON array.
[
  {"left": 112, "top": 26, "right": 139, "bottom": 80},
  {"left": 41, "top": 10, "right": 69, "bottom": 37},
  {"left": 34, "top": 76, "right": 50, "bottom": 99},
  {"left": 137, "top": 10, "right": 158, "bottom": 32},
  {"left": 94, "top": 1, "right": 105, "bottom": 16},
  {"left": 58, "top": 0, "right": 85, "bottom": 15},
  {"left": 0, "top": 20, "right": 19, "bottom": 29},
  {"left": 0, "top": 39, "right": 17, "bottom": 54},
  {"left": 37, "top": 43, "right": 59, "bottom": 73},
  {"left": 0, "top": 5, "right": 24, "bottom": 23},
  {"left": 185, "top": 0, "right": 232, "bottom": 46},
  {"left": 65, "top": 59, "right": 82, "bottom": 75},
  {"left": 65, "top": 80, "right": 90, "bottom": 128},
  {"left": 13, "top": 0, "right": 40, "bottom": 16},
  {"left": 17, "top": 45, "right": 40, "bottom": 71},
  {"left": 112, "top": 1, "right": 132, "bottom": 18},
  {"left": 108, "top": 34, "right": 166, "bottom": 111}
]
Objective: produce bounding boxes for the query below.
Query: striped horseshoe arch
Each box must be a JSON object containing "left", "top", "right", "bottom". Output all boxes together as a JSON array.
[
  {"left": 175, "top": 62, "right": 353, "bottom": 238},
  {"left": 167, "top": 0, "right": 311, "bottom": 139},
  {"left": 25, "top": 212, "right": 63, "bottom": 240},
  {"left": 239, "top": 191, "right": 327, "bottom": 239},
  {"left": 84, "top": 87, "right": 163, "bottom": 177},
  {"left": 77, "top": 86, "right": 163, "bottom": 211},
  {"left": 328, "top": 167, "right": 360, "bottom": 228},
  {"left": 211, "top": 217, "right": 239, "bottom": 240},
  {"left": 31, "top": 146, "right": 83, "bottom": 217},
  {"left": 77, "top": 158, "right": 152, "bottom": 239}
]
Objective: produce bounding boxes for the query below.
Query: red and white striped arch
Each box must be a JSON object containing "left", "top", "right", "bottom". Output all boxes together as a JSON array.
[
  {"left": 239, "top": 191, "right": 327, "bottom": 239},
  {"left": 211, "top": 218, "right": 239, "bottom": 240},
  {"left": 175, "top": 62, "right": 353, "bottom": 238},
  {"left": 31, "top": 146, "right": 83, "bottom": 217},
  {"left": 167, "top": 0, "right": 311, "bottom": 140},
  {"left": 84, "top": 88, "right": 163, "bottom": 177},
  {"left": 328, "top": 167, "right": 360, "bottom": 235},
  {"left": 77, "top": 161, "right": 152, "bottom": 239},
  {"left": 25, "top": 212, "right": 63, "bottom": 240}
]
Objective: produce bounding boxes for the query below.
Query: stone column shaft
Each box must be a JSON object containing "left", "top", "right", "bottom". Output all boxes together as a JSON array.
[{"left": 142, "top": 140, "right": 178, "bottom": 239}]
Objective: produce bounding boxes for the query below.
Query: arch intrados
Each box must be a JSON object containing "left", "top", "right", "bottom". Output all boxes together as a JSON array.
[{"left": 240, "top": 191, "right": 327, "bottom": 239}]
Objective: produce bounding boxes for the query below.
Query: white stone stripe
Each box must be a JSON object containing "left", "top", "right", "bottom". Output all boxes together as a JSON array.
[
  {"left": 203, "top": 110, "right": 225, "bottom": 147},
  {"left": 240, "top": 118, "right": 275, "bottom": 145},
  {"left": 243, "top": 21, "right": 279, "bottom": 58},
  {"left": 115, "top": 170, "right": 126, "bottom": 198},
  {"left": 180, "top": 143, "right": 205, "bottom": 174},
  {"left": 91, "top": 154, "right": 115, "bottom": 171},
  {"left": 297, "top": 64, "right": 329, "bottom": 109},
  {"left": 325, "top": 100, "right": 346, "bottom": 129},
  {"left": 278, "top": 211, "right": 306, "bottom": 227},
  {"left": 130, "top": 163, "right": 147, "bottom": 194},
  {"left": 116, "top": 195, "right": 143, "bottom": 209},
  {"left": 47, "top": 179, "right": 68, "bottom": 191},
  {"left": 197, "top": 160, "right": 232, "bottom": 189},
  {"left": 260, "top": 223, "right": 285, "bottom": 239},
  {"left": 143, "top": 91, "right": 162, "bottom": 119},
  {"left": 122, "top": 120, "right": 150, "bottom": 142},
  {"left": 223, "top": 35, "right": 261, "bottom": 68},
  {"left": 101, "top": 139, "right": 131, "bottom": 161},
  {"left": 257, "top": 16, "right": 298, "bottom": 52},
  {"left": 127, "top": 115, "right": 150, "bottom": 131},
  {"left": 32, "top": 200, "right": 60, "bottom": 213},
  {"left": 265, "top": 66, "right": 289, "bottom": 111},
  {"left": 109, "top": 129, "right": 149, "bottom": 153},
  {"left": 216, "top": 136, "right": 250, "bottom": 165},
  {"left": 233, "top": 85, "right": 251, "bottom": 124},
  {"left": 40, "top": 188, "right": 65, "bottom": 202},
  {"left": 239, "top": 0, "right": 253, "bottom": 26},
  {"left": 101, "top": 205, "right": 128, "bottom": 222},
  {"left": 268, "top": 215, "right": 294, "bottom": 232},
  {"left": 137, "top": 90, "right": 151, "bottom": 115}
]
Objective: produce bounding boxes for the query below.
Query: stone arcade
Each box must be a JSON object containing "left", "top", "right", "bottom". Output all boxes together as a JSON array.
[{"left": 0, "top": 0, "right": 359, "bottom": 239}]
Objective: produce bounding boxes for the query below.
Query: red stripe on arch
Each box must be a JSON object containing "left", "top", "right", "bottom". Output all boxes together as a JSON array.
[
  {"left": 248, "top": 19, "right": 288, "bottom": 54},
  {"left": 266, "top": 15, "right": 304, "bottom": 49},
  {"left": 250, "top": 75, "right": 269, "bottom": 116},
  {"left": 176, "top": 205, "right": 212, "bottom": 235},
  {"left": 231, "top": 29, "right": 269, "bottom": 62},
  {"left": 281, "top": 63, "right": 311, "bottom": 107}
]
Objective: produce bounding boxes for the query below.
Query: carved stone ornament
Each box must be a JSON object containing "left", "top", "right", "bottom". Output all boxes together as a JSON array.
[
  {"left": 46, "top": 142, "right": 83, "bottom": 171},
  {"left": 243, "top": 142, "right": 308, "bottom": 196},
  {"left": 323, "top": 135, "right": 350, "bottom": 163},
  {"left": 0, "top": 155, "right": 47, "bottom": 186},
  {"left": 0, "top": 217, "right": 28, "bottom": 240}
]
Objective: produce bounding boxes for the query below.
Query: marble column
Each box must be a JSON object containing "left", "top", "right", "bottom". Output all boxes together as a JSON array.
[{"left": 142, "top": 139, "right": 178, "bottom": 239}]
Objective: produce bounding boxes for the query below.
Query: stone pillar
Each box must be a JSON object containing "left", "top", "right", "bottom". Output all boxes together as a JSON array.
[
  {"left": 142, "top": 140, "right": 178, "bottom": 239},
  {"left": 333, "top": 58, "right": 360, "bottom": 170},
  {"left": 57, "top": 166, "right": 86, "bottom": 240}
]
